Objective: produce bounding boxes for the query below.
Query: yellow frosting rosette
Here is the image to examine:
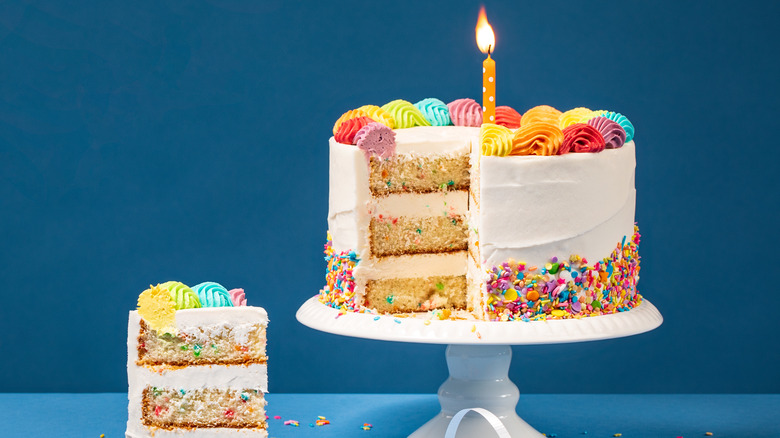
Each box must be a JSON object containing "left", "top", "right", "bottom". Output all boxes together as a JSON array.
[
  {"left": 559, "top": 107, "right": 592, "bottom": 129},
  {"left": 480, "top": 123, "right": 514, "bottom": 157}
]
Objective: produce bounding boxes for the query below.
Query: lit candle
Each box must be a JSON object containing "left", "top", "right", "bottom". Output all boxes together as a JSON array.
[{"left": 476, "top": 6, "right": 496, "bottom": 124}]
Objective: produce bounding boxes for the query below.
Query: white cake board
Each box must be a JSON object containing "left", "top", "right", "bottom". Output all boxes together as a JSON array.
[{"left": 296, "top": 297, "right": 662, "bottom": 437}]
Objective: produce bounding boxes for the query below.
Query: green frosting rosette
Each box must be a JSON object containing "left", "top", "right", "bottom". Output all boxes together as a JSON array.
[
  {"left": 160, "top": 281, "right": 202, "bottom": 310},
  {"left": 192, "top": 282, "right": 235, "bottom": 307},
  {"left": 380, "top": 99, "right": 431, "bottom": 129}
]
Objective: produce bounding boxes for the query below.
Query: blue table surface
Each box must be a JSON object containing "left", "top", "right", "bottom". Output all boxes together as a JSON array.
[{"left": 0, "top": 394, "right": 777, "bottom": 438}]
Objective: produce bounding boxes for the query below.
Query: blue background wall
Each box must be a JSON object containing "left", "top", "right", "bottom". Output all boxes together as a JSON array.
[{"left": 1, "top": 0, "right": 778, "bottom": 393}]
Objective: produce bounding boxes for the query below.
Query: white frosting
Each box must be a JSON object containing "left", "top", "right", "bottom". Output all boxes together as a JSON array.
[
  {"left": 369, "top": 190, "right": 467, "bottom": 219},
  {"left": 354, "top": 251, "right": 467, "bottom": 280},
  {"left": 392, "top": 126, "right": 477, "bottom": 154},
  {"left": 127, "top": 310, "right": 268, "bottom": 438},
  {"left": 476, "top": 141, "right": 636, "bottom": 267},
  {"left": 174, "top": 307, "right": 268, "bottom": 327}
]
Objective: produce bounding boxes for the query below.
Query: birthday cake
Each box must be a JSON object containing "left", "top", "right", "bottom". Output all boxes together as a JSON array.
[
  {"left": 320, "top": 99, "right": 641, "bottom": 321},
  {"left": 126, "top": 282, "right": 268, "bottom": 438}
]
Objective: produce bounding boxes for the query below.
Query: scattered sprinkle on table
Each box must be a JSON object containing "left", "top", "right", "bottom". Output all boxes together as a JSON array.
[
  {"left": 100, "top": 435, "right": 105, "bottom": 438},
  {"left": 284, "top": 420, "right": 299, "bottom": 426},
  {"left": 613, "top": 434, "right": 622, "bottom": 437},
  {"left": 362, "top": 422, "right": 373, "bottom": 430},
  {"left": 273, "top": 415, "right": 281, "bottom": 419}
]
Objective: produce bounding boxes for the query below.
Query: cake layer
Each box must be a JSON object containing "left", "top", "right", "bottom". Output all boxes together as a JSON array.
[
  {"left": 365, "top": 275, "right": 467, "bottom": 312},
  {"left": 131, "top": 309, "right": 267, "bottom": 366},
  {"left": 475, "top": 141, "right": 637, "bottom": 267},
  {"left": 142, "top": 387, "right": 266, "bottom": 429},
  {"left": 368, "top": 154, "right": 470, "bottom": 195},
  {"left": 369, "top": 215, "right": 468, "bottom": 256}
]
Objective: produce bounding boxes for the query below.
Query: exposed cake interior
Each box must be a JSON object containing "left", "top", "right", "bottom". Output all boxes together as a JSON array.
[{"left": 142, "top": 386, "right": 267, "bottom": 429}]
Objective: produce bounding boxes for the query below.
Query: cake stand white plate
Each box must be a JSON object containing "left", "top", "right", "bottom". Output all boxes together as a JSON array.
[{"left": 296, "top": 297, "right": 662, "bottom": 437}]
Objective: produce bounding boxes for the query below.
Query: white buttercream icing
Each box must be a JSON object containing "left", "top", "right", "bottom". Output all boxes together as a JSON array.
[
  {"left": 476, "top": 141, "right": 636, "bottom": 267},
  {"left": 369, "top": 191, "right": 468, "bottom": 219}
]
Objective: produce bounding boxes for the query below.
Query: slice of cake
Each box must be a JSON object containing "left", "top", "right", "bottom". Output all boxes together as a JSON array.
[
  {"left": 126, "top": 282, "right": 269, "bottom": 438},
  {"left": 322, "top": 99, "right": 641, "bottom": 321}
]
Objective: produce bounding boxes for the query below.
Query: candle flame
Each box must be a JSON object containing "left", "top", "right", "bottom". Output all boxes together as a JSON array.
[{"left": 475, "top": 6, "right": 495, "bottom": 54}]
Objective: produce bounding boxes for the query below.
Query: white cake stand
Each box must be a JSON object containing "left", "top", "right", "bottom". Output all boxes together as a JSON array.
[{"left": 296, "top": 296, "right": 662, "bottom": 438}]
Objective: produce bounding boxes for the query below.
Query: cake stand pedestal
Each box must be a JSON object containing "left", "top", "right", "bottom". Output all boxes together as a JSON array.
[{"left": 296, "top": 297, "right": 662, "bottom": 438}]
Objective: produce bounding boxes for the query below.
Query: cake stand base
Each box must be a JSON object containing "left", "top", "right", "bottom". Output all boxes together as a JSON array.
[{"left": 409, "top": 344, "right": 542, "bottom": 438}]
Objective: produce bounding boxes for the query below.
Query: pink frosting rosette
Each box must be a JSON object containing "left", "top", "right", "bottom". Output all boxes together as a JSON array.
[
  {"left": 355, "top": 122, "right": 396, "bottom": 159},
  {"left": 447, "top": 98, "right": 483, "bottom": 127},
  {"left": 228, "top": 288, "right": 247, "bottom": 307}
]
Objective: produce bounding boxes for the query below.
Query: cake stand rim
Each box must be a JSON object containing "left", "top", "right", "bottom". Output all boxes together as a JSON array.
[{"left": 295, "top": 295, "right": 662, "bottom": 345}]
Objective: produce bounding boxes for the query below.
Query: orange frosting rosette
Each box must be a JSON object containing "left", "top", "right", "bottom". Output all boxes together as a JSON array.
[
  {"left": 521, "top": 105, "right": 562, "bottom": 126},
  {"left": 333, "top": 106, "right": 395, "bottom": 135},
  {"left": 511, "top": 122, "right": 564, "bottom": 156}
]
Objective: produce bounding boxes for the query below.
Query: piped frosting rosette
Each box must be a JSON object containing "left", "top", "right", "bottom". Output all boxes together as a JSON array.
[
  {"left": 381, "top": 100, "right": 430, "bottom": 129},
  {"left": 560, "top": 123, "right": 606, "bottom": 154},
  {"left": 494, "top": 106, "right": 522, "bottom": 129},
  {"left": 509, "top": 122, "right": 564, "bottom": 156},
  {"left": 161, "top": 281, "right": 201, "bottom": 309},
  {"left": 192, "top": 282, "right": 235, "bottom": 307},
  {"left": 601, "top": 111, "right": 635, "bottom": 142},
  {"left": 414, "top": 98, "right": 452, "bottom": 126},
  {"left": 334, "top": 116, "right": 374, "bottom": 145},
  {"left": 355, "top": 122, "right": 396, "bottom": 159},
  {"left": 229, "top": 288, "right": 247, "bottom": 306},
  {"left": 333, "top": 106, "right": 395, "bottom": 135},
  {"left": 447, "top": 98, "right": 483, "bottom": 126},
  {"left": 521, "top": 105, "right": 562, "bottom": 126},
  {"left": 559, "top": 107, "right": 592, "bottom": 129},
  {"left": 480, "top": 123, "right": 514, "bottom": 156},
  {"left": 587, "top": 117, "right": 626, "bottom": 149}
]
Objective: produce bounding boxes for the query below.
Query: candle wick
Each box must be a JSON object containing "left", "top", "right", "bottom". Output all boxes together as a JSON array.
[{"left": 488, "top": 45, "right": 492, "bottom": 56}]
